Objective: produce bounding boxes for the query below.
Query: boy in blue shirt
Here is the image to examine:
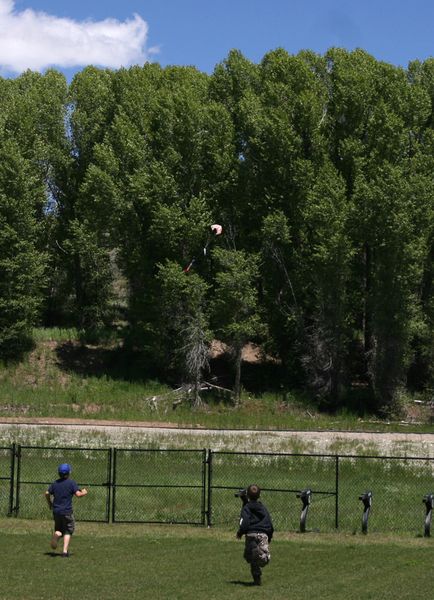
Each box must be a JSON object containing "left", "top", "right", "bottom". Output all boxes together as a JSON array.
[{"left": 45, "top": 463, "right": 88, "bottom": 557}]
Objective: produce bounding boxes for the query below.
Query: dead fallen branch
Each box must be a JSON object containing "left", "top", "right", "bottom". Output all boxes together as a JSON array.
[{"left": 146, "top": 381, "right": 233, "bottom": 410}]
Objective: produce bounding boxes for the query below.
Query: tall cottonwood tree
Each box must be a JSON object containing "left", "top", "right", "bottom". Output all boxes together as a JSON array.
[
  {"left": 301, "top": 161, "right": 354, "bottom": 401},
  {"left": 60, "top": 67, "right": 116, "bottom": 332},
  {"left": 0, "top": 140, "right": 46, "bottom": 357},
  {"left": 0, "top": 71, "right": 67, "bottom": 356},
  {"left": 86, "top": 64, "right": 235, "bottom": 349}
]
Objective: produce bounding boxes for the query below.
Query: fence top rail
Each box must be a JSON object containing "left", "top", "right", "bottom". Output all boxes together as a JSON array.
[
  {"left": 210, "top": 450, "right": 339, "bottom": 459},
  {"left": 114, "top": 447, "right": 206, "bottom": 454},
  {"left": 212, "top": 484, "right": 336, "bottom": 495},
  {"left": 18, "top": 445, "right": 111, "bottom": 452},
  {"left": 209, "top": 450, "right": 434, "bottom": 461},
  {"left": 20, "top": 479, "right": 108, "bottom": 486},
  {"left": 336, "top": 453, "right": 434, "bottom": 461}
]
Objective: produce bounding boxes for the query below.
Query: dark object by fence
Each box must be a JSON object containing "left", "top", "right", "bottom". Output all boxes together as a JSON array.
[
  {"left": 423, "top": 493, "right": 433, "bottom": 537},
  {"left": 296, "top": 488, "right": 312, "bottom": 532},
  {"left": 234, "top": 488, "right": 248, "bottom": 506},
  {"left": 359, "top": 491, "right": 372, "bottom": 534}
]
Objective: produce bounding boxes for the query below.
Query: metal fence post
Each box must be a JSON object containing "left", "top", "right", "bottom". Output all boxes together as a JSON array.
[
  {"left": 335, "top": 454, "right": 339, "bottom": 529},
  {"left": 201, "top": 449, "right": 207, "bottom": 526},
  {"left": 8, "top": 443, "right": 16, "bottom": 517},
  {"left": 111, "top": 448, "right": 117, "bottom": 524},
  {"left": 14, "top": 444, "right": 21, "bottom": 518},
  {"left": 105, "top": 448, "right": 113, "bottom": 523},
  {"left": 206, "top": 449, "right": 212, "bottom": 527}
]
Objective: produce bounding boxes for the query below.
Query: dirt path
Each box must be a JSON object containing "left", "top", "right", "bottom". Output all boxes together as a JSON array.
[
  {"left": 0, "top": 416, "right": 433, "bottom": 457},
  {"left": 0, "top": 415, "right": 432, "bottom": 438},
  {"left": 0, "top": 416, "right": 184, "bottom": 428},
  {"left": 0, "top": 415, "right": 431, "bottom": 439}
]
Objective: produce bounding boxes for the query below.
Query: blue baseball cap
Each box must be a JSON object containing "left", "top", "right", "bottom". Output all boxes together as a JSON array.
[{"left": 58, "top": 463, "right": 71, "bottom": 475}]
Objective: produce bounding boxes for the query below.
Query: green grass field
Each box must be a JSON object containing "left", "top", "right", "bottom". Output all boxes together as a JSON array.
[{"left": 0, "top": 519, "right": 432, "bottom": 600}]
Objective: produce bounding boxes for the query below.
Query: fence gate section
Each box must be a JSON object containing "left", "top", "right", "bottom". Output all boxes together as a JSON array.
[
  {"left": 112, "top": 448, "right": 207, "bottom": 525},
  {"left": 15, "top": 445, "right": 112, "bottom": 522}
]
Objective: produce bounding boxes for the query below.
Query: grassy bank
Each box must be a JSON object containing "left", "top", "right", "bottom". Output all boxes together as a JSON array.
[{"left": 0, "top": 330, "right": 431, "bottom": 432}]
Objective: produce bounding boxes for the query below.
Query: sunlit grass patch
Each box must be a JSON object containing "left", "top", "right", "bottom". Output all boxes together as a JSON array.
[{"left": 0, "top": 520, "right": 432, "bottom": 600}]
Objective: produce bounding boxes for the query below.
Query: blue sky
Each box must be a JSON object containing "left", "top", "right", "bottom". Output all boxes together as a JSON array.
[{"left": 2, "top": 1, "right": 434, "bottom": 78}]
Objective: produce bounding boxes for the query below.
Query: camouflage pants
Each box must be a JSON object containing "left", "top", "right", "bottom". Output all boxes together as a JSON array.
[{"left": 243, "top": 533, "right": 270, "bottom": 568}]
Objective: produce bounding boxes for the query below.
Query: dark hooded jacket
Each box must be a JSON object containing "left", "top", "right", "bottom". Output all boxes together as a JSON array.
[{"left": 237, "top": 500, "right": 274, "bottom": 541}]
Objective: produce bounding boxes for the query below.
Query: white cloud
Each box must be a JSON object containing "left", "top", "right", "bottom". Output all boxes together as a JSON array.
[{"left": 0, "top": 0, "right": 152, "bottom": 73}]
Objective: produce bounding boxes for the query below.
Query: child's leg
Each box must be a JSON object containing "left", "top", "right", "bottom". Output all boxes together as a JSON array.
[
  {"left": 51, "top": 516, "right": 63, "bottom": 549},
  {"left": 250, "top": 563, "right": 262, "bottom": 585},
  {"left": 245, "top": 535, "right": 262, "bottom": 585},
  {"left": 50, "top": 530, "right": 62, "bottom": 549},
  {"left": 62, "top": 534, "right": 71, "bottom": 554},
  {"left": 61, "top": 514, "right": 75, "bottom": 555}
]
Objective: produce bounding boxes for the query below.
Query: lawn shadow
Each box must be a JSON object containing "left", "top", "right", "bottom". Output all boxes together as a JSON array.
[
  {"left": 228, "top": 580, "right": 255, "bottom": 587},
  {"left": 44, "top": 551, "right": 61, "bottom": 558}
]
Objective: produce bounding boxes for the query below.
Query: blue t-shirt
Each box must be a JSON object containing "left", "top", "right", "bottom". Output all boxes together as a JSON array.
[{"left": 48, "top": 478, "right": 80, "bottom": 515}]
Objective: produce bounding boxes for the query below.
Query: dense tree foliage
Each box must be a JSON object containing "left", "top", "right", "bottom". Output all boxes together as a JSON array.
[
  {"left": 0, "top": 70, "right": 67, "bottom": 356},
  {"left": 1, "top": 49, "right": 434, "bottom": 412}
]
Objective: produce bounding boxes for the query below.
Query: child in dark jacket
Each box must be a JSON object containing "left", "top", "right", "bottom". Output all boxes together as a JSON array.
[{"left": 236, "top": 484, "right": 274, "bottom": 586}]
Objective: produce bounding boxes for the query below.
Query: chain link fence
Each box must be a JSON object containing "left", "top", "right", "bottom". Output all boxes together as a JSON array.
[
  {"left": 15, "top": 446, "right": 112, "bottom": 522},
  {"left": 337, "top": 455, "right": 434, "bottom": 534},
  {"left": 112, "top": 448, "right": 206, "bottom": 524},
  {"left": 208, "top": 451, "right": 338, "bottom": 531},
  {"left": 1, "top": 444, "right": 432, "bottom": 535},
  {"left": 208, "top": 451, "right": 434, "bottom": 535}
]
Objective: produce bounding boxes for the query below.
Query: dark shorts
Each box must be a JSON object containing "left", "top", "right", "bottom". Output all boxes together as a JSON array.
[{"left": 53, "top": 513, "right": 75, "bottom": 535}]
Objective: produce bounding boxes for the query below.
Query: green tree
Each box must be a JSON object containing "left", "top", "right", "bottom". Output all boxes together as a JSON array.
[
  {"left": 324, "top": 49, "right": 433, "bottom": 410},
  {"left": 212, "top": 248, "right": 265, "bottom": 403},
  {"left": 87, "top": 64, "right": 234, "bottom": 355},
  {"left": 155, "top": 261, "right": 211, "bottom": 403},
  {"left": 59, "top": 67, "right": 116, "bottom": 334},
  {"left": 0, "top": 70, "right": 68, "bottom": 355},
  {"left": 0, "top": 140, "right": 46, "bottom": 358},
  {"left": 353, "top": 167, "right": 433, "bottom": 411},
  {"left": 301, "top": 161, "right": 354, "bottom": 401}
]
